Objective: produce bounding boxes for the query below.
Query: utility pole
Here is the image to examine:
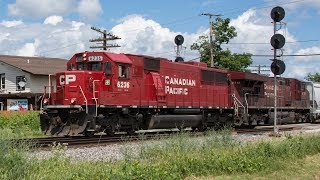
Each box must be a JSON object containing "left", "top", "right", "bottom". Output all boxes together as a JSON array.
[
  {"left": 90, "top": 27, "right": 121, "bottom": 50},
  {"left": 250, "top": 65, "right": 271, "bottom": 76},
  {"left": 201, "top": 13, "right": 222, "bottom": 67}
]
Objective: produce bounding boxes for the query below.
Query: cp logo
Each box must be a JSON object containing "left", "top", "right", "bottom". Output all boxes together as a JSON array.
[{"left": 59, "top": 75, "right": 76, "bottom": 85}]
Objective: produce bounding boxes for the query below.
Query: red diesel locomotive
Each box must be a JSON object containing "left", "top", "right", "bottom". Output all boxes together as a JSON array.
[{"left": 40, "top": 51, "right": 311, "bottom": 136}]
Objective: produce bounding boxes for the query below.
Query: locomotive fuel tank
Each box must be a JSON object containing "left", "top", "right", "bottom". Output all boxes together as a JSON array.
[{"left": 148, "top": 114, "right": 203, "bottom": 129}]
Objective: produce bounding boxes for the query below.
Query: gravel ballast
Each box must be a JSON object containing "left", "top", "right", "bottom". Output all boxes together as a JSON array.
[{"left": 28, "top": 123, "right": 320, "bottom": 162}]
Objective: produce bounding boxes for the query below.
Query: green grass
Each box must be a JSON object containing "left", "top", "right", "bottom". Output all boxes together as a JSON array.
[
  {"left": 0, "top": 111, "right": 42, "bottom": 138},
  {"left": 2, "top": 129, "right": 320, "bottom": 179}
]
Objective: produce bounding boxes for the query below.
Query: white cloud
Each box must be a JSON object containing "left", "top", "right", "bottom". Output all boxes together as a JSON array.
[
  {"left": 0, "top": 18, "right": 95, "bottom": 59},
  {"left": 110, "top": 15, "right": 200, "bottom": 60},
  {"left": 8, "top": 0, "right": 76, "bottom": 17},
  {"left": 222, "top": 9, "right": 320, "bottom": 79},
  {"left": 294, "top": 46, "right": 320, "bottom": 62},
  {"left": 43, "top": 16, "right": 63, "bottom": 26},
  {"left": 17, "top": 39, "right": 40, "bottom": 56},
  {"left": 0, "top": 20, "right": 23, "bottom": 27},
  {"left": 287, "top": 65, "right": 320, "bottom": 80},
  {"left": 72, "top": 21, "right": 85, "bottom": 30},
  {"left": 0, "top": 7, "right": 318, "bottom": 80},
  {"left": 77, "top": 0, "right": 102, "bottom": 21},
  {"left": 228, "top": 9, "right": 296, "bottom": 58}
]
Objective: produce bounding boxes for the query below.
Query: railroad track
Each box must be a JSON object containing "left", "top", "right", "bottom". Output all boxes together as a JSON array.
[
  {"left": 14, "top": 125, "right": 304, "bottom": 148},
  {"left": 235, "top": 126, "right": 298, "bottom": 135},
  {"left": 15, "top": 132, "right": 177, "bottom": 148}
]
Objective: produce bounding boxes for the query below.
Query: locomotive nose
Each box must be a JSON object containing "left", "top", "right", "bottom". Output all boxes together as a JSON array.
[{"left": 55, "top": 72, "right": 85, "bottom": 105}]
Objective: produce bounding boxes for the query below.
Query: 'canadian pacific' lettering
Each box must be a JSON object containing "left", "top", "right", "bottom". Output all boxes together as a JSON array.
[
  {"left": 165, "top": 76, "right": 196, "bottom": 86},
  {"left": 164, "top": 76, "right": 196, "bottom": 95}
]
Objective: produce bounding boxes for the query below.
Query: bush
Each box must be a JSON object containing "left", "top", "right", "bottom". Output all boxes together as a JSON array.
[
  {"left": 0, "top": 111, "right": 42, "bottom": 138},
  {"left": 0, "top": 129, "right": 32, "bottom": 179}
]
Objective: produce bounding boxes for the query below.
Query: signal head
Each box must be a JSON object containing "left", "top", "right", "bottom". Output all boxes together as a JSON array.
[
  {"left": 270, "top": 34, "right": 286, "bottom": 49},
  {"left": 175, "top": 56, "right": 184, "bottom": 62},
  {"left": 174, "top": 35, "right": 184, "bottom": 45},
  {"left": 271, "top": 59, "right": 286, "bottom": 75},
  {"left": 271, "top": 6, "right": 285, "bottom": 22}
]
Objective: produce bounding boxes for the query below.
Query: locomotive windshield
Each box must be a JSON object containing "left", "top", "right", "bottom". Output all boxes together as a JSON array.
[
  {"left": 76, "top": 62, "right": 102, "bottom": 71},
  {"left": 91, "top": 62, "right": 102, "bottom": 71}
]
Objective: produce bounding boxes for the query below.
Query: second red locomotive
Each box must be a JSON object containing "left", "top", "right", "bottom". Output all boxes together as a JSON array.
[{"left": 40, "top": 51, "right": 313, "bottom": 136}]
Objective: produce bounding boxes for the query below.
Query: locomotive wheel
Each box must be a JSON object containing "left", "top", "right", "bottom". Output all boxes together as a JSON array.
[
  {"left": 84, "top": 131, "right": 95, "bottom": 137},
  {"left": 106, "top": 129, "right": 115, "bottom": 136},
  {"left": 126, "top": 129, "right": 135, "bottom": 136},
  {"left": 197, "top": 123, "right": 207, "bottom": 132}
]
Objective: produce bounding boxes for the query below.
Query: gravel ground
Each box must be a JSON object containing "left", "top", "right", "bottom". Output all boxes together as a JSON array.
[{"left": 28, "top": 123, "right": 320, "bottom": 162}]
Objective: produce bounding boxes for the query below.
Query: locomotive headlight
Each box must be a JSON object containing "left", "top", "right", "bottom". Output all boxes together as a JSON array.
[
  {"left": 43, "top": 98, "right": 49, "bottom": 105},
  {"left": 70, "top": 98, "right": 77, "bottom": 105},
  {"left": 82, "top": 53, "right": 87, "bottom": 61}
]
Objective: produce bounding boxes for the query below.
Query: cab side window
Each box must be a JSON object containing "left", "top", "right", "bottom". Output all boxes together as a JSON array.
[
  {"left": 118, "top": 64, "right": 130, "bottom": 79},
  {"left": 104, "top": 62, "right": 112, "bottom": 75}
]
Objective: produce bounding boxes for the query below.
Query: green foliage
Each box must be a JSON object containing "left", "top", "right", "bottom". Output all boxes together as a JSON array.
[
  {"left": 0, "top": 111, "right": 42, "bottom": 138},
  {"left": 2, "top": 130, "right": 320, "bottom": 179},
  {"left": 0, "top": 130, "right": 32, "bottom": 179},
  {"left": 191, "top": 17, "right": 252, "bottom": 71},
  {"left": 305, "top": 72, "right": 320, "bottom": 82},
  {"left": 217, "top": 50, "right": 252, "bottom": 71}
]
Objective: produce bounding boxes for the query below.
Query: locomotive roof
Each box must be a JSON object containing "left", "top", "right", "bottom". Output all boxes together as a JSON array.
[
  {"left": 0, "top": 54, "right": 67, "bottom": 75},
  {"left": 228, "top": 71, "right": 269, "bottom": 81},
  {"left": 105, "top": 52, "right": 132, "bottom": 64}
]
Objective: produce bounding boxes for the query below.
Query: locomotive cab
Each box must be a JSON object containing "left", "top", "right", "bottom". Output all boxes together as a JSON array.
[{"left": 40, "top": 52, "right": 135, "bottom": 136}]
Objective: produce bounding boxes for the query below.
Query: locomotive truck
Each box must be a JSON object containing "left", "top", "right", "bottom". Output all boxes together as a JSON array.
[{"left": 40, "top": 51, "right": 320, "bottom": 136}]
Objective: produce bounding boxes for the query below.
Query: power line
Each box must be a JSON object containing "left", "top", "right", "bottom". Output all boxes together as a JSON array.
[
  {"left": 222, "top": 0, "right": 309, "bottom": 15},
  {"left": 251, "top": 53, "right": 320, "bottom": 57},
  {"left": 7, "top": 0, "right": 312, "bottom": 57},
  {"left": 90, "top": 27, "right": 121, "bottom": 50},
  {"left": 186, "top": 52, "right": 320, "bottom": 61},
  {"left": 225, "top": 39, "right": 319, "bottom": 45}
]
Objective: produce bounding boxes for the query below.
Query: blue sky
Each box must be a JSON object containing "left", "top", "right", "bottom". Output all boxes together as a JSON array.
[{"left": 0, "top": 0, "right": 319, "bottom": 79}]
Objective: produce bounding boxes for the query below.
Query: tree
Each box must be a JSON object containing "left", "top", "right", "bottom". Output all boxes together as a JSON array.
[
  {"left": 191, "top": 17, "right": 252, "bottom": 71},
  {"left": 305, "top": 72, "right": 320, "bottom": 82}
]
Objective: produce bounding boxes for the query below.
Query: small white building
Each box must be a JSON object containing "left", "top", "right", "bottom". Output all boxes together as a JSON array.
[{"left": 0, "top": 55, "right": 67, "bottom": 110}]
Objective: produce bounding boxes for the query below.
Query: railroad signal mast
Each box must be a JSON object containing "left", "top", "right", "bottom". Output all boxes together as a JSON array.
[
  {"left": 90, "top": 27, "right": 121, "bottom": 50},
  {"left": 174, "top": 34, "right": 186, "bottom": 62},
  {"left": 270, "top": 6, "right": 286, "bottom": 134}
]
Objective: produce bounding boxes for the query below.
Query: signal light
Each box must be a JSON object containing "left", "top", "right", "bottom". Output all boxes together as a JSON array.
[
  {"left": 270, "top": 6, "right": 286, "bottom": 76},
  {"left": 270, "top": 34, "right": 286, "bottom": 49},
  {"left": 271, "top": 6, "right": 285, "bottom": 22},
  {"left": 174, "top": 35, "right": 184, "bottom": 46},
  {"left": 271, "top": 59, "right": 286, "bottom": 75}
]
